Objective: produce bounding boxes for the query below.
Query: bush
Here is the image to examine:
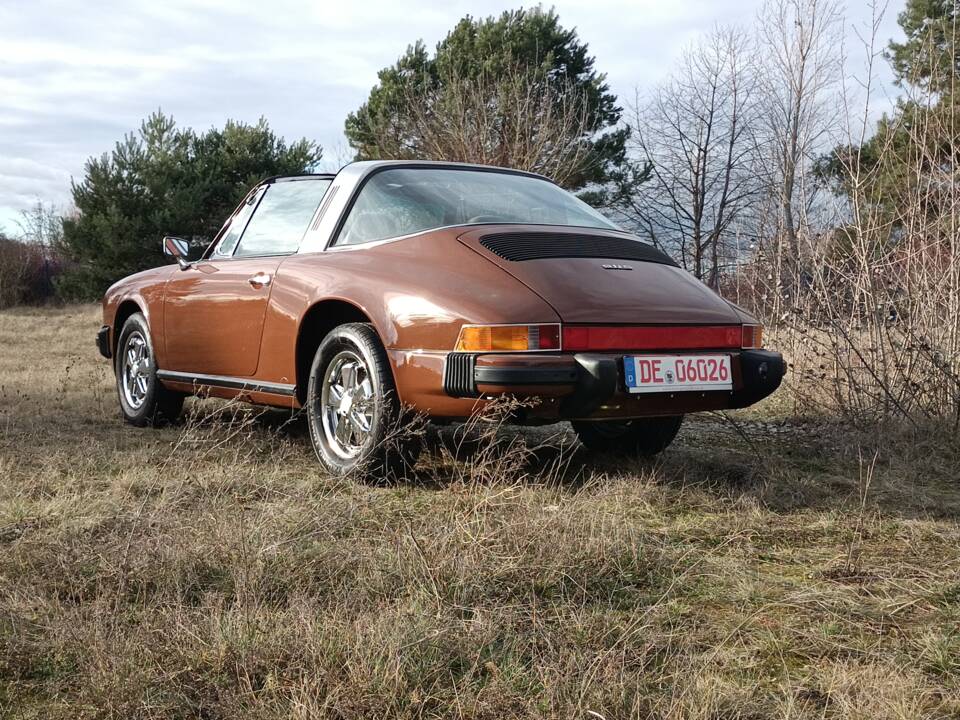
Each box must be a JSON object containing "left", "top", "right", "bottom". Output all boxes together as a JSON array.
[{"left": 0, "top": 237, "right": 60, "bottom": 309}]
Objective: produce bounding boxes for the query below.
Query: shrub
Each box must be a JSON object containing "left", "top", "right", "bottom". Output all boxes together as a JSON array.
[{"left": 0, "top": 236, "right": 60, "bottom": 309}]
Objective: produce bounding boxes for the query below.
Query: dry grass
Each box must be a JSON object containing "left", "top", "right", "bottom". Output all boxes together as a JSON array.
[{"left": 1, "top": 305, "right": 958, "bottom": 719}]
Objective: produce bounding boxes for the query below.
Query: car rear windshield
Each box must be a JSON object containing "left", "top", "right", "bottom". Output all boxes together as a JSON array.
[{"left": 335, "top": 167, "right": 619, "bottom": 246}]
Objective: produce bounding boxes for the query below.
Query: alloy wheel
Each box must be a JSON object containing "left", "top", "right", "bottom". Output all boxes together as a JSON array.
[
  {"left": 320, "top": 349, "right": 376, "bottom": 459},
  {"left": 120, "top": 330, "right": 151, "bottom": 409}
]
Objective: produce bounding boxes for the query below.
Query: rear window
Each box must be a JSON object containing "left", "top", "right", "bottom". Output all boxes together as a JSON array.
[{"left": 336, "top": 168, "right": 618, "bottom": 246}]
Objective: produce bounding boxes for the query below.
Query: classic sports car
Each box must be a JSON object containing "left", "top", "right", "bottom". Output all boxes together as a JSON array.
[{"left": 98, "top": 160, "right": 784, "bottom": 476}]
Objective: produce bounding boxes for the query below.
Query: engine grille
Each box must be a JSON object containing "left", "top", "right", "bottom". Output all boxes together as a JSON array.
[{"left": 479, "top": 232, "right": 678, "bottom": 266}]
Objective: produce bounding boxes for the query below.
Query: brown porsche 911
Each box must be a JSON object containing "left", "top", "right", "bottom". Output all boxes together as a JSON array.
[{"left": 97, "top": 160, "right": 784, "bottom": 477}]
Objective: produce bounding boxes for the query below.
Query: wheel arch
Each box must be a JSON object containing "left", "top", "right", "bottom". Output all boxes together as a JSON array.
[
  {"left": 295, "top": 299, "right": 381, "bottom": 405},
  {"left": 113, "top": 299, "right": 144, "bottom": 357}
]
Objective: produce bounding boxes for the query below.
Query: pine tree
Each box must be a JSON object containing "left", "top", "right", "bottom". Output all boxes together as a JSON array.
[
  {"left": 344, "top": 7, "right": 628, "bottom": 191},
  {"left": 816, "top": 0, "right": 959, "bottom": 224},
  {"left": 58, "top": 112, "right": 321, "bottom": 299}
]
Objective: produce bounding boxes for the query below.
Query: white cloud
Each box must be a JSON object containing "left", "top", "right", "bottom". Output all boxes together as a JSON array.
[{"left": 0, "top": 0, "right": 903, "bottom": 224}]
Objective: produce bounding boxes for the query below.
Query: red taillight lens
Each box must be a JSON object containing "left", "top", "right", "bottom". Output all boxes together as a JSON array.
[
  {"left": 562, "top": 325, "right": 741, "bottom": 351},
  {"left": 741, "top": 325, "right": 763, "bottom": 349},
  {"left": 535, "top": 324, "right": 561, "bottom": 350},
  {"left": 562, "top": 326, "right": 590, "bottom": 350}
]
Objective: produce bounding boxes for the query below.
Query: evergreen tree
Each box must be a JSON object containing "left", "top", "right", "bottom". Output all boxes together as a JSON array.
[
  {"left": 887, "top": 0, "right": 959, "bottom": 92},
  {"left": 344, "top": 7, "right": 628, "bottom": 190},
  {"left": 816, "top": 0, "right": 959, "bottom": 224},
  {"left": 58, "top": 112, "right": 321, "bottom": 299}
]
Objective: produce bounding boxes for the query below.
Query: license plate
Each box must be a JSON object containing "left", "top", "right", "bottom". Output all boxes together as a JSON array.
[{"left": 624, "top": 354, "right": 732, "bottom": 393}]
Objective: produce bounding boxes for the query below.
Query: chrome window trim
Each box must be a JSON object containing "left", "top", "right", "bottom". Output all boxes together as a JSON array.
[
  {"left": 211, "top": 185, "right": 267, "bottom": 258},
  {"left": 309, "top": 222, "right": 649, "bottom": 255},
  {"left": 204, "top": 174, "right": 335, "bottom": 261}
]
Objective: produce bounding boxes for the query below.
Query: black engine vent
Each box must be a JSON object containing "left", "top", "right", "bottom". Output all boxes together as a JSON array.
[{"left": 479, "top": 232, "right": 678, "bottom": 266}]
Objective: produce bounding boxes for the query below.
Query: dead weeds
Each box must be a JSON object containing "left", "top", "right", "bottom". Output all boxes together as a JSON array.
[{"left": 1, "top": 305, "right": 958, "bottom": 719}]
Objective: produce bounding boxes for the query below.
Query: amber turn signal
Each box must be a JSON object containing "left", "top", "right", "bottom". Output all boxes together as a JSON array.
[
  {"left": 741, "top": 324, "right": 763, "bottom": 349},
  {"left": 455, "top": 324, "right": 561, "bottom": 352}
]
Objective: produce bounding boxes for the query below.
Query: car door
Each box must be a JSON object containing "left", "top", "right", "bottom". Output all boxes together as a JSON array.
[{"left": 163, "top": 177, "right": 331, "bottom": 377}]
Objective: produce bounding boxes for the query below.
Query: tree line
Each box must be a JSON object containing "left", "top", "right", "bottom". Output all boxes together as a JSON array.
[{"left": 2, "top": 0, "right": 957, "bottom": 424}]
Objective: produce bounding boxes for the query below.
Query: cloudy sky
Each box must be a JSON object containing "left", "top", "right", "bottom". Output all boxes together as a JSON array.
[{"left": 0, "top": 0, "right": 902, "bottom": 233}]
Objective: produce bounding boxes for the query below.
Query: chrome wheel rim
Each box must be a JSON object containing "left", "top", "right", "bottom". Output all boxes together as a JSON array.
[
  {"left": 320, "top": 350, "right": 376, "bottom": 459},
  {"left": 120, "top": 330, "right": 151, "bottom": 409}
]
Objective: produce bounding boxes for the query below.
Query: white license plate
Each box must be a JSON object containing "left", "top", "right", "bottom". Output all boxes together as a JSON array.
[{"left": 624, "top": 354, "right": 732, "bottom": 393}]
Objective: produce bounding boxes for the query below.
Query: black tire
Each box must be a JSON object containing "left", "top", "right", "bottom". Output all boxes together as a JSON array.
[
  {"left": 572, "top": 416, "right": 683, "bottom": 456},
  {"left": 306, "top": 323, "right": 421, "bottom": 481},
  {"left": 114, "top": 313, "right": 184, "bottom": 427}
]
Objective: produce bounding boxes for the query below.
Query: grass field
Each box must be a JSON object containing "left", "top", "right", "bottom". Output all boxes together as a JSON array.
[{"left": 1, "top": 305, "right": 959, "bottom": 719}]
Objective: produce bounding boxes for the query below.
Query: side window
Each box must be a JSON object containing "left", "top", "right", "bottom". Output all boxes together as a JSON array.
[
  {"left": 234, "top": 179, "right": 331, "bottom": 257},
  {"left": 337, "top": 173, "right": 445, "bottom": 246},
  {"left": 213, "top": 187, "right": 264, "bottom": 257}
]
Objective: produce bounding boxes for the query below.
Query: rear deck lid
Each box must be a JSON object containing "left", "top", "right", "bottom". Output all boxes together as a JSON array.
[{"left": 458, "top": 227, "right": 740, "bottom": 325}]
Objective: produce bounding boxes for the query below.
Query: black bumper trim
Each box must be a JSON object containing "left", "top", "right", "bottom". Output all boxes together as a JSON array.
[
  {"left": 729, "top": 349, "right": 786, "bottom": 408},
  {"left": 444, "top": 353, "right": 581, "bottom": 398},
  {"left": 443, "top": 353, "right": 478, "bottom": 398},
  {"left": 558, "top": 350, "right": 786, "bottom": 416},
  {"left": 560, "top": 355, "right": 619, "bottom": 417},
  {"left": 474, "top": 366, "right": 579, "bottom": 385},
  {"left": 96, "top": 325, "right": 111, "bottom": 359}
]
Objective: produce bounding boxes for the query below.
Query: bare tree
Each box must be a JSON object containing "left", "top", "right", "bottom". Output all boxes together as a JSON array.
[
  {"left": 362, "top": 63, "right": 593, "bottom": 188},
  {"left": 16, "top": 201, "right": 63, "bottom": 248},
  {"left": 739, "top": 0, "right": 960, "bottom": 425},
  {"left": 623, "top": 26, "right": 761, "bottom": 287},
  {"left": 755, "top": 0, "right": 844, "bottom": 273}
]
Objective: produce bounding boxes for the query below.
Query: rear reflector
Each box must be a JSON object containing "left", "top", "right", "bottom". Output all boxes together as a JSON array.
[
  {"left": 562, "top": 325, "right": 742, "bottom": 351},
  {"left": 456, "top": 324, "right": 561, "bottom": 352}
]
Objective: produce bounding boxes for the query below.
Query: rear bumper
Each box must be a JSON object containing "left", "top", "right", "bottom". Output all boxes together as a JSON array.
[
  {"left": 96, "top": 325, "right": 111, "bottom": 359},
  {"left": 444, "top": 349, "right": 786, "bottom": 419},
  {"left": 730, "top": 349, "right": 788, "bottom": 408}
]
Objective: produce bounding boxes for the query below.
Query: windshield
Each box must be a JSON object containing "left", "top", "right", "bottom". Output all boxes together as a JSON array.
[{"left": 336, "top": 167, "right": 619, "bottom": 246}]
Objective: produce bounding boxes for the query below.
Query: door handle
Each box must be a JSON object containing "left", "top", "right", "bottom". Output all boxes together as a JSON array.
[{"left": 248, "top": 272, "right": 271, "bottom": 288}]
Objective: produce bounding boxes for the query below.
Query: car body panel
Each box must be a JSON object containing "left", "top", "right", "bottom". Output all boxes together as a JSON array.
[
  {"left": 163, "top": 256, "right": 283, "bottom": 376},
  {"left": 457, "top": 226, "right": 740, "bottom": 325},
  {"left": 256, "top": 227, "right": 560, "bottom": 410},
  {"left": 102, "top": 265, "right": 174, "bottom": 365}
]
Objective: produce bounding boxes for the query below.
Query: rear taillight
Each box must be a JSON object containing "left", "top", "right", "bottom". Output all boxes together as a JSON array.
[
  {"left": 562, "top": 325, "right": 741, "bottom": 351},
  {"left": 741, "top": 325, "right": 763, "bottom": 349},
  {"left": 454, "top": 324, "right": 763, "bottom": 352},
  {"left": 455, "top": 324, "right": 561, "bottom": 352}
]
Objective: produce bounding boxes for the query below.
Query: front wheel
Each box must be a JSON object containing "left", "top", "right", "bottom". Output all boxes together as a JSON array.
[
  {"left": 306, "top": 323, "right": 420, "bottom": 481},
  {"left": 572, "top": 416, "right": 683, "bottom": 456},
  {"left": 114, "top": 313, "right": 184, "bottom": 426}
]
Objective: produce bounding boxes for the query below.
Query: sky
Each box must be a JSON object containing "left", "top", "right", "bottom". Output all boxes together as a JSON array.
[{"left": 0, "top": 0, "right": 904, "bottom": 233}]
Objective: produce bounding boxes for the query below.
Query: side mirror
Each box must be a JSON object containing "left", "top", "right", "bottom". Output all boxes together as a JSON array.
[{"left": 162, "top": 236, "right": 192, "bottom": 270}]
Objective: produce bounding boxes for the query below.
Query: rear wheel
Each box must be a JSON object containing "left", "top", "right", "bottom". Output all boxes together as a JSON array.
[
  {"left": 115, "top": 313, "right": 184, "bottom": 426},
  {"left": 306, "top": 323, "right": 420, "bottom": 481},
  {"left": 572, "top": 416, "right": 683, "bottom": 456}
]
